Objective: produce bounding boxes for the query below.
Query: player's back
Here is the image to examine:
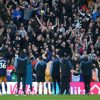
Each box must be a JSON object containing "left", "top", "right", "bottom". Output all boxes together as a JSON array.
[{"left": 0, "top": 58, "right": 7, "bottom": 76}]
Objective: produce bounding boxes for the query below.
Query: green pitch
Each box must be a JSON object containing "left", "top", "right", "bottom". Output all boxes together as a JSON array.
[{"left": 0, "top": 95, "right": 100, "bottom": 100}]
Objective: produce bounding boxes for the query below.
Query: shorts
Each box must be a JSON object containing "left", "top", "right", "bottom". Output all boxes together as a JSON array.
[
  {"left": 45, "top": 75, "right": 52, "bottom": 82},
  {"left": 37, "top": 76, "right": 45, "bottom": 82},
  {"left": 0, "top": 76, "right": 7, "bottom": 84}
]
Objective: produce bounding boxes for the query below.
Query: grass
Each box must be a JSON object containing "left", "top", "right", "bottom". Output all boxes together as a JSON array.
[{"left": 0, "top": 95, "right": 100, "bottom": 100}]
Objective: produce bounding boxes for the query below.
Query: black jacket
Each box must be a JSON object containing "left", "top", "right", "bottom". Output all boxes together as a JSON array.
[
  {"left": 35, "top": 61, "right": 46, "bottom": 77},
  {"left": 80, "top": 58, "right": 92, "bottom": 76},
  {"left": 51, "top": 58, "right": 61, "bottom": 76},
  {"left": 16, "top": 56, "right": 28, "bottom": 75},
  {"left": 61, "top": 58, "right": 72, "bottom": 76}
]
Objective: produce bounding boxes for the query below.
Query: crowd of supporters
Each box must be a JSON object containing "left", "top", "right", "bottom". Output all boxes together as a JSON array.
[{"left": 0, "top": 0, "right": 100, "bottom": 82}]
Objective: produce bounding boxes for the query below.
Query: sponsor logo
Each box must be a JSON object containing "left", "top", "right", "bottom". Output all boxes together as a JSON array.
[
  {"left": 1, "top": 82, "right": 100, "bottom": 94},
  {"left": 10, "top": 83, "right": 36, "bottom": 94},
  {"left": 90, "top": 83, "right": 100, "bottom": 94}
]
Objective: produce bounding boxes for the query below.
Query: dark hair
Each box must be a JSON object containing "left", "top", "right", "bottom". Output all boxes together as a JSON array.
[
  {"left": 64, "top": 53, "right": 69, "bottom": 58},
  {"left": 38, "top": 56, "right": 43, "bottom": 60},
  {"left": 20, "top": 51, "right": 26, "bottom": 58},
  {"left": 60, "top": 52, "right": 69, "bottom": 58},
  {"left": 52, "top": 54, "right": 57, "bottom": 59}
]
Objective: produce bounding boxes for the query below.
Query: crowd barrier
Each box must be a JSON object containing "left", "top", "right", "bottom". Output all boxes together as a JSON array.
[{"left": 1, "top": 82, "right": 100, "bottom": 94}]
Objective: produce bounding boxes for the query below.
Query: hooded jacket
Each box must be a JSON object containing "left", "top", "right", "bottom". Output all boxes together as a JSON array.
[
  {"left": 35, "top": 60, "right": 46, "bottom": 77},
  {"left": 61, "top": 58, "right": 73, "bottom": 76},
  {"left": 80, "top": 58, "right": 92, "bottom": 76},
  {"left": 50, "top": 58, "right": 61, "bottom": 76},
  {"left": 14, "top": 55, "right": 28, "bottom": 74}
]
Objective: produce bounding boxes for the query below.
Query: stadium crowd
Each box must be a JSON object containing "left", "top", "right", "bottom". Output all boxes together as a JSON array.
[{"left": 0, "top": 0, "right": 100, "bottom": 84}]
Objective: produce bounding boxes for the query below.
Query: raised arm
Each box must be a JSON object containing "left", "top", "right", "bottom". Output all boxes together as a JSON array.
[
  {"left": 70, "top": 44, "right": 75, "bottom": 59},
  {"left": 52, "top": 17, "right": 59, "bottom": 29},
  {"left": 0, "top": 28, "right": 4, "bottom": 36},
  {"left": 35, "top": 15, "right": 43, "bottom": 27}
]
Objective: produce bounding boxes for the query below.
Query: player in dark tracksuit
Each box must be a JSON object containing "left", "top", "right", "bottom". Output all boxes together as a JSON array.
[
  {"left": 14, "top": 51, "right": 28, "bottom": 94},
  {"left": 50, "top": 55, "right": 61, "bottom": 94},
  {"left": 60, "top": 54, "right": 73, "bottom": 94},
  {"left": 35, "top": 56, "right": 46, "bottom": 94},
  {"left": 0, "top": 53, "right": 7, "bottom": 94},
  {"left": 80, "top": 56, "right": 92, "bottom": 95}
]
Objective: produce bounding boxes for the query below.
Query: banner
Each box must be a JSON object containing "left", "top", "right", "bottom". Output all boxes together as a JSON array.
[
  {"left": 1, "top": 82, "right": 100, "bottom": 95},
  {"left": 1, "top": 82, "right": 51, "bottom": 94},
  {"left": 70, "top": 82, "right": 100, "bottom": 94}
]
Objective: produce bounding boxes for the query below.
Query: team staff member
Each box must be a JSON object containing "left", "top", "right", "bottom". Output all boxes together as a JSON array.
[
  {"left": 26, "top": 58, "right": 33, "bottom": 94},
  {"left": 35, "top": 56, "right": 46, "bottom": 94},
  {"left": 50, "top": 54, "right": 60, "bottom": 94},
  {"left": 60, "top": 53, "right": 73, "bottom": 94},
  {"left": 80, "top": 54, "right": 92, "bottom": 95},
  {"left": 14, "top": 51, "right": 28, "bottom": 94},
  {"left": 0, "top": 52, "right": 7, "bottom": 94}
]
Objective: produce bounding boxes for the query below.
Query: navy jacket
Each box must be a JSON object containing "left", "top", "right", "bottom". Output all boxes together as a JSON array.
[
  {"left": 0, "top": 58, "right": 7, "bottom": 76},
  {"left": 50, "top": 58, "right": 61, "bottom": 76},
  {"left": 61, "top": 58, "right": 73, "bottom": 76},
  {"left": 80, "top": 58, "right": 92, "bottom": 76},
  {"left": 35, "top": 60, "right": 46, "bottom": 77},
  {"left": 15, "top": 56, "right": 28, "bottom": 75}
]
